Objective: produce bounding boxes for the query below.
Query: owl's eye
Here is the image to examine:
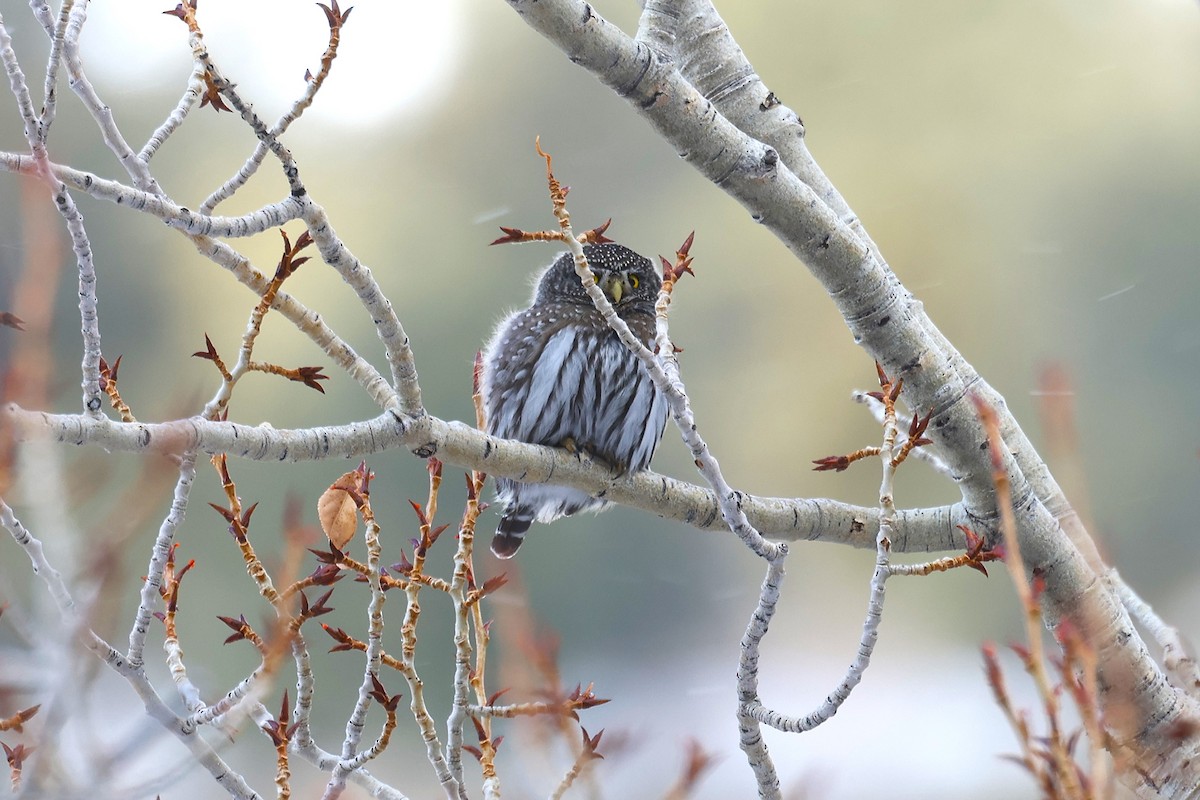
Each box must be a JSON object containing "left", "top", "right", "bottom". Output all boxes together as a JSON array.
[
  {"left": 589, "top": 270, "right": 600, "bottom": 282},
  {"left": 629, "top": 274, "right": 640, "bottom": 289}
]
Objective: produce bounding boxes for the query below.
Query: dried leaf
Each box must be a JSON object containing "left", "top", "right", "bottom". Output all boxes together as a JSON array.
[{"left": 317, "top": 472, "right": 359, "bottom": 548}]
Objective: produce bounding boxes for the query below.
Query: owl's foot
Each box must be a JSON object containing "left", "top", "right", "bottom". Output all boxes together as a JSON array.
[{"left": 558, "top": 437, "right": 623, "bottom": 474}]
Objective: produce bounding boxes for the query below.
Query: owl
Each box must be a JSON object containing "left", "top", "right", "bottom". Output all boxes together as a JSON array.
[{"left": 482, "top": 242, "right": 670, "bottom": 558}]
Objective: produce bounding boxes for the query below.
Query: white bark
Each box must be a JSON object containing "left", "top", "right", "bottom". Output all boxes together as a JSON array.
[
  {"left": 1, "top": 401, "right": 968, "bottom": 550},
  {"left": 500, "top": 0, "right": 1200, "bottom": 795}
]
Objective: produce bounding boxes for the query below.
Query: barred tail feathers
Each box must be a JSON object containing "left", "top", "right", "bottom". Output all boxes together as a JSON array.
[{"left": 491, "top": 508, "right": 534, "bottom": 559}]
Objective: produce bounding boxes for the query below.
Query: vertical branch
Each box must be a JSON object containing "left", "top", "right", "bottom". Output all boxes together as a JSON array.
[
  {"left": 396, "top": 460, "right": 460, "bottom": 797},
  {"left": 126, "top": 456, "right": 198, "bottom": 667},
  {"left": 470, "top": 592, "right": 501, "bottom": 800},
  {"left": 301, "top": 203, "right": 424, "bottom": 415},
  {"left": 57, "top": 1, "right": 164, "bottom": 194},
  {"left": 537, "top": 143, "right": 783, "bottom": 562},
  {"left": 0, "top": 13, "right": 102, "bottom": 416},
  {"left": 444, "top": 469, "right": 487, "bottom": 798},
  {"left": 443, "top": 354, "right": 491, "bottom": 796},
  {"left": 37, "top": 0, "right": 74, "bottom": 135},
  {"left": 738, "top": 370, "right": 948, "bottom": 785},
  {"left": 324, "top": 468, "right": 386, "bottom": 798},
  {"left": 467, "top": 355, "right": 501, "bottom": 799},
  {"left": 160, "top": 545, "right": 205, "bottom": 713},
  {"left": 530, "top": 143, "right": 789, "bottom": 795},
  {"left": 66, "top": 182, "right": 102, "bottom": 416},
  {"left": 734, "top": 560, "right": 784, "bottom": 799},
  {"left": 289, "top": 612, "right": 321, "bottom": 761}
]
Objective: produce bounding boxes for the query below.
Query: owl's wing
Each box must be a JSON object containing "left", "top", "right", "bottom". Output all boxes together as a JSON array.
[{"left": 483, "top": 306, "right": 578, "bottom": 443}]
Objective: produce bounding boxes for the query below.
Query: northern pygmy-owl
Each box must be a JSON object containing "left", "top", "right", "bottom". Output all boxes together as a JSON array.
[{"left": 482, "top": 243, "right": 670, "bottom": 558}]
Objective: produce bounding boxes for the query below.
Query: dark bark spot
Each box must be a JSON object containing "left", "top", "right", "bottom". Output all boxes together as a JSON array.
[
  {"left": 758, "top": 91, "right": 780, "bottom": 111},
  {"left": 639, "top": 90, "right": 664, "bottom": 109}
]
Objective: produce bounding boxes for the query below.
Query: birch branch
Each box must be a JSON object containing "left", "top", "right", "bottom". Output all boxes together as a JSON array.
[
  {"left": 1, "top": 401, "right": 970, "bottom": 550},
  {"left": 500, "top": 0, "right": 1200, "bottom": 793}
]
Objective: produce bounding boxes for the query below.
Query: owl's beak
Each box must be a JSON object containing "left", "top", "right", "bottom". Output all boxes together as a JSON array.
[{"left": 602, "top": 275, "right": 628, "bottom": 304}]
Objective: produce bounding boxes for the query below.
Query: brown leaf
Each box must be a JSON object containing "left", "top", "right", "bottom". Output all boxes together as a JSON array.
[{"left": 317, "top": 472, "right": 359, "bottom": 548}]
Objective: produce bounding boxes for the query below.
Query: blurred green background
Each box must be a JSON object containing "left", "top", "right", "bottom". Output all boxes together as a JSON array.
[{"left": 1, "top": 1, "right": 1198, "bottom": 798}]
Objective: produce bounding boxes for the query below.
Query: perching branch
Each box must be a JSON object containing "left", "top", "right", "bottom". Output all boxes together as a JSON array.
[{"left": 1, "top": 400, "right": 970, "bottom": 552}]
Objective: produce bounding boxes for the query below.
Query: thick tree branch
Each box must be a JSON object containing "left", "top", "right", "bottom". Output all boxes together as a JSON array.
[
  {"left": 1, "top": 402, "right": 968, "bottom": 552},
  {"left": 500, "top": 0, "right": 1200, "bottom": 793}
]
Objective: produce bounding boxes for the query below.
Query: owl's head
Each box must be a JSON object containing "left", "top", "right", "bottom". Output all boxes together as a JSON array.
[{"left": 535, "top": 243, "right": 661, "bottom": 309}]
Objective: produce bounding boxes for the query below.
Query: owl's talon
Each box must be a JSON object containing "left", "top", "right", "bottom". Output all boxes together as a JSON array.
[
  {"left": 559, "top": 437, "right": 620, "bottom": 471},
  {"left": 581, "top": 446, "right": 621, "bottom": 474}
]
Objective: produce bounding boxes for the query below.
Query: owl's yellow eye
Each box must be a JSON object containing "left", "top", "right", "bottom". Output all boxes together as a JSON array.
[{"left": 629, "top": 274, "right": 640, "bottom": 289}]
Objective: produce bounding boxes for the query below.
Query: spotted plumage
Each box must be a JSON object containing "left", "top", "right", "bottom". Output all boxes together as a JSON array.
[{"left": 482, "top": 243, "right": 669, "bottom": 558}]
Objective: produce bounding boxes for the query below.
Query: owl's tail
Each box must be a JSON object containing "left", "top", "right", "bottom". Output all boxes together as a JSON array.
[{"left": 491, "top": 509, "right": 533, "bottom": 559}]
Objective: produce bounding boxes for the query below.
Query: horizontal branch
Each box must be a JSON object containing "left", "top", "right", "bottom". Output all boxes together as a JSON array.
[
  {"left": 0, "top": 150, "right": 303, "bottom": 237},
  {"left": 1, "top": 402, "right": 968, "bottom": 552}
]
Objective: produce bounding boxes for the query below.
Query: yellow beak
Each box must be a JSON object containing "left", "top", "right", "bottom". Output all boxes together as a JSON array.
[{"left": 603, "top": 275, "right": 625, "bottom": 304}]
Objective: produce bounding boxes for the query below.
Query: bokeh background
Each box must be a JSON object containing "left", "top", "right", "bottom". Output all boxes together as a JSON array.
[{"left": 1, "top": 1, "right": 1198, "bottom": 798}]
